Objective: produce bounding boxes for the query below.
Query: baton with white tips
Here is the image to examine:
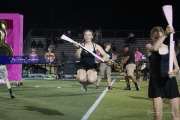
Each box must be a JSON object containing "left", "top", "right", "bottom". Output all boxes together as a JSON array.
[
  {"left": 60, "top": 34, "right": 105, "bottom": 62},
  {"left": 162, "top": 5, "right": 174, "bottom": 73}
]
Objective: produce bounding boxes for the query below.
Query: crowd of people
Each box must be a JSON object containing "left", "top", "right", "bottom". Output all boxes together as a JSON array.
[
  {"left": 0, "top": 22, "right": 179, "bottom": 119},
  {"left": 26, "top": 28, "right": 180, "bottom": 93},
  {"left": 74, "top": 28, "right": 179, "bottom": 120}
]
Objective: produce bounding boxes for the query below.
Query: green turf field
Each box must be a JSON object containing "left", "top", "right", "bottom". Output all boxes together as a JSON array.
[
  {"left": 89, "top": 80, "right": 179, "bottom": 120},
  {"left": 0, "top": 79, "right": 179, "bottom": 120},
  {"left": 0, "top": 80, "right": 105, "bottom": 120}
]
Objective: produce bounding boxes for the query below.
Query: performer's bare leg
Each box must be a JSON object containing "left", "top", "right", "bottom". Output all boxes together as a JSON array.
[
  {"left": 96, "top": 75, "right": 101, "bottom": 88},
  {"left": 5, "top": 78, "right": 15, "bottom": 99},
  {"left": 153, "top": 97, "right": 163, "bottom": 120},
  {"left": 96, "top": 63, "right": 105, "bottom": 88},
  {"left": 77, "top": 69, "right": 98, "bottom": 92},
  {"left": 170, "top": 98, "right": 180, "bottom": 120},
  {"left": 2, "top": 65, "right": 15, "bottom": 99},
  {"left": 77, "top": 69, "right": 87, "bottom": 83},
  {"left": 77, "top": 69, "right": 88, "bottom": 92},
  {"left": 129, "top": 74, "right": 139, "bottom": 91},
  {"left": 127, "top": 64, "right": 139, "bottom": 91},
  {"left": 106, "top": 66, "right": 112, "bottom": 90},
  {"left": 135, "top": 65, "right": 141, "bottom": 87},
  {"left": 124, "top": 76, "right": 131, "bottom": 90},
  {"left": 97, "top": 63, "right": 112, "bottom": 90},
  {"left": 87, "top": 69, "right": 97, "bottom": 84}
]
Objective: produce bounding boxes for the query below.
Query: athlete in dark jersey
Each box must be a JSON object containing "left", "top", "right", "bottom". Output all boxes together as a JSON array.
[
  {"left": 76, "top": 30, "right": 109, "bottom": 92},
  {"left": 146, "top": 26, "right": 179, "bottom": 120}
]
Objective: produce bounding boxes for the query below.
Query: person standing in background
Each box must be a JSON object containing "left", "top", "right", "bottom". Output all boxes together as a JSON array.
[
  {"left": 122, "top": 45, "right": 139, "bottom": 91},
  {"left": 44, "top": 47, "right": 56, "bottom": 63},
  {"left": 44, "top": 47, "right": 56, "bottom": 74},
  {"left": 96, "top": 42, "right": 114, "bottom": 90}
]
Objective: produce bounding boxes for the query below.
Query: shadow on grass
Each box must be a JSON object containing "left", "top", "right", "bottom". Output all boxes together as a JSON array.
[
  {"left": 40, "top": 91, "right": 102, "bottom": 97},
  {"left": 17, "top": 91, "right": 101, "bottom": 98},
  {"left": 24, "top": 106, "right": 64, "bottom": 116}
]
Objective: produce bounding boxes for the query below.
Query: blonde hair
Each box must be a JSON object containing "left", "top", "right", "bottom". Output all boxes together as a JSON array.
[{"left": 150, "top": 26, "right": 165, "bottom": 39}]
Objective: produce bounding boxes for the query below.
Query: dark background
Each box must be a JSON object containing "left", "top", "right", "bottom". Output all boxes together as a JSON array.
[{"left": 0, "top": 0, "right": 179, "bottom": 33}]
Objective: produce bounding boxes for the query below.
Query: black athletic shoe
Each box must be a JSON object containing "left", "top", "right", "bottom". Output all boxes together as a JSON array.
[
  {"left": 108, "top": 86, "right": 112, "bottom": 90},
  {"left": 8, "top": 89, "right": 15, "bottom": 99},
  {"left": 20, "top": 82, "right": 23, "bottom": 86},
  {"left": 81, "top": 84, "right": 87, "bottom": 92},
  {"left": 134, "top": 83, "right": 139, "bottom": 91},
  {"left": 96, "top": 85, "right": 99, "bottom": 89},
  {"left": 10, "top": 95, "right": 15, "bottom": 99}
]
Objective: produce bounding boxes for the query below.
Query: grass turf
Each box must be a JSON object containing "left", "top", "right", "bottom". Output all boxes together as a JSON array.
[
  {"left": 0, "top": 79, "right": 179, "bottom": 120},
  {"left": 0, "top": 80, "right": 104, "bottom": 120},
  {"left": 89, "top": 80, "right": 180, "bottom": 120}
]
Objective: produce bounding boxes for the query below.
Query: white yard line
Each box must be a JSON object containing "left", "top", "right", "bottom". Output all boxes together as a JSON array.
[{"left": 81, "top": 79, "right": 116, "bottom": 120}]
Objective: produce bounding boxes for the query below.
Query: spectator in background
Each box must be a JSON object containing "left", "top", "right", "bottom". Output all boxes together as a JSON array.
[
  {"left": 31, "top": 40, "right": 37, "bottom": 48},
  {"left": 29, "top": 48, "right": 48, "bottom": 74},
  {"left": 29, "top": 48, "right": 39, "bottom": 73},
  {"left": 44, "top": 47, "right": 56, "bottom": 63},
  {"left": 29, "top": 48, "right": 39, "bottom": 62},
  {"left": 44, "top": 47, "right": 56, "bottom": 74},
  {"left": 125, "top": 33, "right": 136, "bottom": 45},
  {"left": 37, "top": 40, "right": 44, "bottom": 49},
  {"left": 48, "top": 44, "right": 55, "bottom": 51}
]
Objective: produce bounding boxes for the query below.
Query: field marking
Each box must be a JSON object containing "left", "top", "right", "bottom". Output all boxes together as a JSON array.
[{"left": 81, "top": 79, "right": 116, "bottom": 120}]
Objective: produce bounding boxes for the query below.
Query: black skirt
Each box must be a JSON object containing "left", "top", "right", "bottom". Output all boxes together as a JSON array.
[
  {"left": 148, "top": 51, "right": 179, "bottom": 99},
  {"left": 148, "top": 76, "right": 180, "bottom": 99},
  {"left": 77, "top": 62, "right": 97, "bottom": 70}
]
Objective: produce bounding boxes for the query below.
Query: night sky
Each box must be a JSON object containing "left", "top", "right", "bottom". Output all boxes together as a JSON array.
[{"left": 0, "top": 0, "right": 179, "bottom": 32}]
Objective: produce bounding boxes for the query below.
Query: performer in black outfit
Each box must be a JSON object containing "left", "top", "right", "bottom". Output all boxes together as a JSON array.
[
  {"left": 97, "top": 42, "right": 114, "bottom": 90},
  {"left": 146, "top": 26, "right": 179, "bottom": 120},
  {"left": 0, "top": 23, "right": 15, "bottom": 99},
  {"left": 122, "top": 46, "right": 139, "bottom": 91},
  {"left": 76, "top": 30, "right": 109, "bottom": 91}
]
